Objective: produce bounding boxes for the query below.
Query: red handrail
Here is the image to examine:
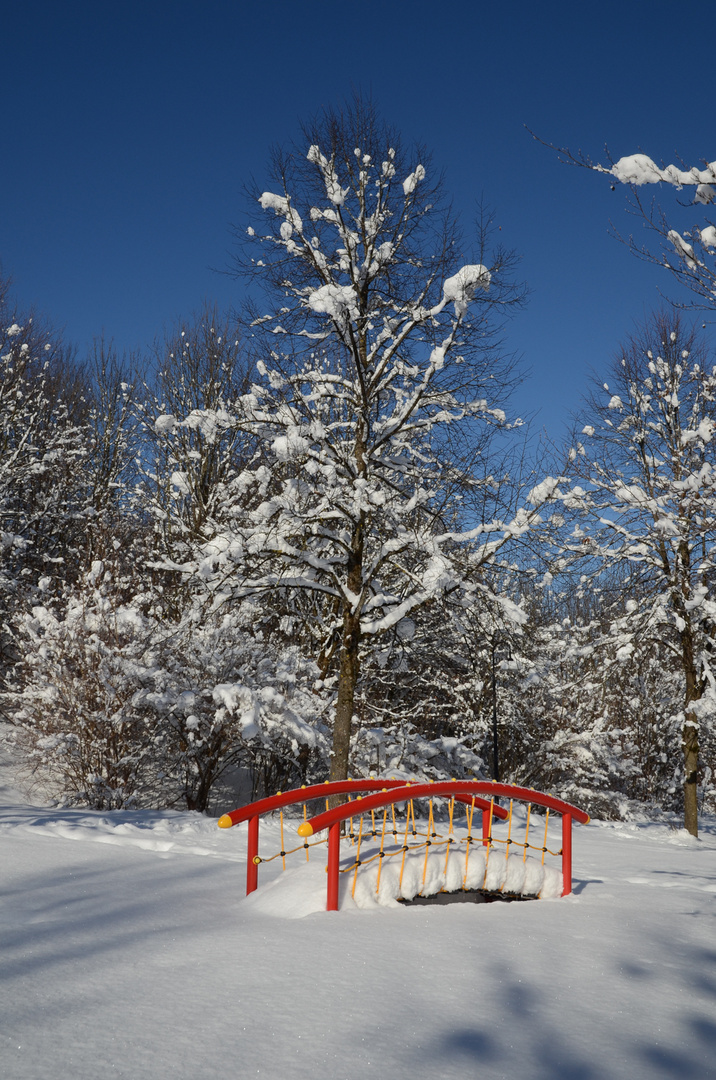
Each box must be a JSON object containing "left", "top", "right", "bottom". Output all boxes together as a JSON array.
[
  {"left": 217, "top": 779, "right": 409, "bottom": 830},
  {"left": 218, "top": 779, "right": 421, "bottom": 895},
  {"left": 297, "top": 781, "right": 583, "bottom": 836}
]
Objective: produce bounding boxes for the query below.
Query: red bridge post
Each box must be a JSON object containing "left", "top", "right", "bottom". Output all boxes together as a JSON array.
[
  {"left": 327, "top": 822, "right": 341, "bottom": 911},
  {"left": 561, "top": 812, "right": 573, "bottom": 896},
  {"left": 246, "top": 814, "right": 260, "bottom": 895}
]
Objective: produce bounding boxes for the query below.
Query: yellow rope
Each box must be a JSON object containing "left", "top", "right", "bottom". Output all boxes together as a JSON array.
[
  {"left": 421, "top": 798, "right": 435, "bottom": 891},
  {"left": 375, "top": 808, "right": 388, "bottom": 894},
  {"left": 523, "top": 804, "right": 531, "bottom": 862},
  {"left": 537, "top": 809, "right": 551, "bottom": 899},
  {"left": 482, "top": 799, "right": 495, "bottom": 889},
  {"left": 351, "top": 816, "right": 364, "bottom": 899},
  {"left": 443, "top": 797, "right": 455, "bottom": 877},
  {"left": 347, "top": 792, "right": 355, "bottom": 846},
  {"left": 542, "top": 809, "right": 550, "bottom": 866},
  {"left": 506, "top": 801, "right": 514, "bottom": 861},
  {"left": 398, "top": 810, "right": 411, "bottom": 892},
  {"left": 280, "top": 810, "right": 286, "bottom": 871},
  {"left": 499, "top": 800, "right": 514, "bottom": 893},
  {"left": 463, "top": 797, "right": 476, "bottom": 890},
  {"left": 260, "top": 836, "right": 327, "bottom": 863}
]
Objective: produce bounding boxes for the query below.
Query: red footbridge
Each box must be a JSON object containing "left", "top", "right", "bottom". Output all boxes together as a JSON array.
[{"left": 218, "top": 779, "right": 590, "bottom": 912}]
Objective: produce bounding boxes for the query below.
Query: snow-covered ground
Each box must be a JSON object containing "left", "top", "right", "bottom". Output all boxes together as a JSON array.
[{"left": 2, "top": 739, "right": 715, "bottom": 1080}]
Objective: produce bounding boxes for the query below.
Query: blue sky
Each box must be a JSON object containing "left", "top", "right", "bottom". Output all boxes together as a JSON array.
[{"left": 2, "top": 0, "right": 713, "bottom": 438}]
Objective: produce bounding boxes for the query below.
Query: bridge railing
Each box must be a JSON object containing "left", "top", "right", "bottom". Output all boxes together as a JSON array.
[
  {"left": 218, "top": 779, "right": 589, "bottom": 910},
  {"left": 218, "top": 778, "right": 508, "bottom": 898}
]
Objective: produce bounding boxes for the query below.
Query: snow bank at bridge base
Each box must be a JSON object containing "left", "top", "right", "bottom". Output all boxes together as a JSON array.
[{"left": 242, "top": 841, "right": 562, "bottom": 917}]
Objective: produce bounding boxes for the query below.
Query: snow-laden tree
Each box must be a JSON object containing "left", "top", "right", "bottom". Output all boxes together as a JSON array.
[
  {"left": 350, "top": 588, "right": 498, "bottom": 782},
  {"left": 557, "top": 314, "right": 716, "bottom": 835},
  {"left": 160, "top": 101, "right": 539, "bottom": 786},
  {"left": 512, "top": 583, "right": 673, "bottom": 819},
  {"left": 6, "top": 555, "right": 329, "bottom": 810},
  {"left": 82, "top": 339, "right": 142, "bottom": 562},
  {"left": 0, "top": 279, "right": 96, "bottom": 681},
  {"left": 137, "top": 306, "right": 257, "bottom": 569},
  {"left": 7, "top": 562, "right": 160, "bottom": 809}
]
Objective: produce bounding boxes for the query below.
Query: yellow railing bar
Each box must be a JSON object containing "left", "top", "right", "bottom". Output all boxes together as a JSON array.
[
  {"left": 463, "top": 796, "right": 476, "bottom": 890},
  {"left": 351, "top": 815, "right": 364, "bottom": 899},
  {"left": 421, "top": 798, "right": 435, "bottom": 892},
  {"left": 398, "top": 811, "right": 411, "bottom": 892},
  {"left": 303, "top": 801, "right": 310, "bottom": 861},
  {"left": 482, "top": 798, "right": 495, "bottom": 889},
  {"left": 542, "top": 809, "right": 550, "bottom": 866},
  {"left": 443, "top": 796, "right": 455, "bottom": 877},
  {"left": 375, "top": 807, "right": 389, "bottom": 894}
]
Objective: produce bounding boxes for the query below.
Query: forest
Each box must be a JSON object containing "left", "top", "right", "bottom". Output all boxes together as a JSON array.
[{"left": 2, "top": 102, "right": 715, "bottom": 836}]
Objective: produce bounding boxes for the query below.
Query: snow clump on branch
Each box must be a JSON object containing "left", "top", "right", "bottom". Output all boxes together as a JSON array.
[
  {"left": 610, "top": 154, "right": 716, "bottom": 193},
  {"left": 259, "top": 192, "right": 303, "bottom": 232},
  {"left": 307, "top": 283, "right": 359, "bottom": 323},
  {"left": 402, "top": 164, "right": 425, "bottom": 195},
  {"left": 442, "top": 265, "right": 491, "bottom": 317}
]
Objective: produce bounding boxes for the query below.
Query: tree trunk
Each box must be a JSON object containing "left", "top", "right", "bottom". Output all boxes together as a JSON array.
[
  {"left": 328, "top": 413, "right": 367, "bottom": 800},
  {"left": 680, "top": 619, "right": 700, "bottom": 838},
  {"left": 683, "top": 708, "right": 699, "bottom": 838},
  {"left": 328, "top": 608, "right": 361, "bottom": 805}
]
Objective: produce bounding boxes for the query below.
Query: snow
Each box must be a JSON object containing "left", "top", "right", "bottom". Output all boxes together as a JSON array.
[
  {"left": 2, "top": 734, "right": 715, "bottom": 1079},
  {"left": 402, "top": 164, "right": 425, "bottom": 195},
  {"left": 307, "top": 283, "right": 358, "bottom": 322},
  {"left": 169, "top": 469, "right": 191, "bottom": 495},
  {"left": 611, "top": 154, "right": 716, "bottom": 191},
  {"left": 526, "top": 476, "right": 561, "bottom": 507},
  {"left": 211, "top": 682, "right": 260, "bottom": 738},
  {"left": 259, "top": 191, "right": 303, "bottom": 232},
  {"left": 668, "top": 230, "right": 697, "bottom": 269},
  {"left": 270, "top": 430, "right": 309, "bottom": 461},
  {"left": 154, "top": 413, "right": 176, "bottom": 434},
  {"left": 344, "top": 842, "right": 563, "bottom": 907},
  {"left": 442, "top": 264, "right": 491, "bottom": 317}
]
